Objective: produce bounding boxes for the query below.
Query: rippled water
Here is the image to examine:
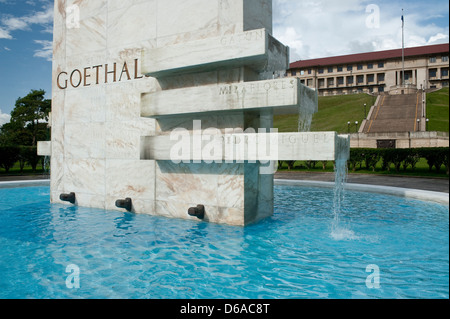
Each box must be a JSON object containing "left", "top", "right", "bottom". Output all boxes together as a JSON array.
[{"left": 0, "top": 186, "right": 448, "bottom": 299}]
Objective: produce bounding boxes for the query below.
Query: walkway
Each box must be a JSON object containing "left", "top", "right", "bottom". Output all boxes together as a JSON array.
[{"left": 275, "top": 171, "right": 449, "bottom": 193}]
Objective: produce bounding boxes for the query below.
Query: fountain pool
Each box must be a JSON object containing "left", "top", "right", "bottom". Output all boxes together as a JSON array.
[{"left": 0, "top": 184, "right": 448, "bottom": 299}]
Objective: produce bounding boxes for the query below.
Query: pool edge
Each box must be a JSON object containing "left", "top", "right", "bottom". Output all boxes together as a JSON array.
[{"left": 0, "top": 179, "right": 50, "bottom": 189}]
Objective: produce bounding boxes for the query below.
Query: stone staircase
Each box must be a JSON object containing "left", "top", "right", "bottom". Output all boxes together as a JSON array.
[{"left": 364, "top": 92, "right": 424, "bottom": 133}]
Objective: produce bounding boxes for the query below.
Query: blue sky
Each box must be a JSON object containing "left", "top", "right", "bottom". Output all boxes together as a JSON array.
[{"left": 0, "top": 0, "right": 449, "bottom": 126}]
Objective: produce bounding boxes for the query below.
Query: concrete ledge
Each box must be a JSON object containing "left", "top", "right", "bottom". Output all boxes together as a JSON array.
[
  {"left": 0, "top": 180, "right": 50, "bottom": 189},
  {"left": 274, "top": 179, "right": 449, "bottom": 205}
]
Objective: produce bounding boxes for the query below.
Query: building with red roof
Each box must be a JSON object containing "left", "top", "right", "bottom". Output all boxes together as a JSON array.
[{"left": 288, "top": 43, "right": 449, "bottom": 96}]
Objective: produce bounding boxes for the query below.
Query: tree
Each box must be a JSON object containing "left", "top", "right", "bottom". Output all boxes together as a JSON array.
[{"left": 0, "top": 89, "right": 51, "bottom": 146}]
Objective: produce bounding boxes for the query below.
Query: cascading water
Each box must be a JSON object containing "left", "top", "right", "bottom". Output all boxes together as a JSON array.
[
  {"left": 331, "top": 135, "right": 353, "bottom": 240},
  {"left": 296, "top": 85, "right": 352, "bottom": 240},
  {"left": 298, "top": 84, "right": 318, "bottom": 133},
  {"left": 43, "top": 155, "right": 50, "bottom": 179}
]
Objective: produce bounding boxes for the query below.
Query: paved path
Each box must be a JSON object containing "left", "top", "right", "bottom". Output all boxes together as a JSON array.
[{"left": 275, "top": 171, "right": 449, "bottom": 193}]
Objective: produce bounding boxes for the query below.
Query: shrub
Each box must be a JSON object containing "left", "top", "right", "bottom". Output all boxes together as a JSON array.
[
  {"left": 21, "top": 146, "right": 40, "bottom": 172},
  {"left": 362, "top": 149, "right": 381, "bottom": 172},
  {"left": 0, "top": 146, "right": 20, "bottom": 173},
  {"left": 348, "top": 149, "right": 364, "bottom": 172}
]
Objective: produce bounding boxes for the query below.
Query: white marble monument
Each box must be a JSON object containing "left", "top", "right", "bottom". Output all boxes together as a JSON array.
[{"left": 38, "top": 0, "right": 349, "bottom": 226}]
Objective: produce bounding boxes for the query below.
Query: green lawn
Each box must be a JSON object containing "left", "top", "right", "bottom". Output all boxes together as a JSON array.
[
  {"left": 427, "top": 87, "right": 449, "bottom": 132},
  {"left": 0, "top": 161, "right": 47, "bottom": 175},
  {"left": 274, "top": 93, "right": 377, "bottom": 133},
  {"left": 275, "top": 88, "right": 449, "bottom": 134}
]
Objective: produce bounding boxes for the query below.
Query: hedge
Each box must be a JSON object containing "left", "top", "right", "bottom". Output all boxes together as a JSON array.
[
  {"left": 0, "top": 146, "right": 42, "bottom": 173},
  {"left": 279, "top": 147, "right": 449, "bottom": 175}
]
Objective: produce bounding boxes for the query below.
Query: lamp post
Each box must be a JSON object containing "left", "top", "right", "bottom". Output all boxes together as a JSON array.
[
  {"left": 355, "top": 121, "right": 359, "bottom": 133},
  {"left": 426, "top": 118, "right": 429, "bottom": 131},
  {"left": 364, "top": 103, "right": 367, "bottom": 119},
  {"left": 347, "top": 121, "right": 351, "bottom": 133},
  {"left": 422, "top": 98, "right": 425, "bottom": 118},
  {"left": 417, "top": 118, "right": 420, "bottom": 131}
]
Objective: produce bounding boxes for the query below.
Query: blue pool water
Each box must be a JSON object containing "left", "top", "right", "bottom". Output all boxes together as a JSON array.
[{"left": 0, "top": 185, "right": 448, "bottom": 299}]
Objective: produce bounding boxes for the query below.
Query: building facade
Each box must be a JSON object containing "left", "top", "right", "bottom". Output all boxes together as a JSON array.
[{"left": 288, "top": 43, "right": 449, "bottom": 96}]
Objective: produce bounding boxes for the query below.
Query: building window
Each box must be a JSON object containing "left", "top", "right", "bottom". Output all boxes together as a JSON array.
[
  {"left": 442, "top": 69, "right": 449, "bottom": 77},
  {"left": 318, "top": 68, "right": 324, "bottom": 74},
  {"left": 357, "top": 75, "right": 364, "bottom": 84},
  {"left": 291, "top": 70, "right": 297, "bottom": 76},
  {"left": 328, "top": 67, "right": 333, "bottom": 73},
  {"left": 300, "top": 70, "right": 305, "bottom": 75},
  {"left": 308, "top": 69, "right": 312, "bottom": 75},
  {"left": 429, "top": 57, "right": 437, "bottom": 63},
  {"left": 347, "top": 65, "right": 353, "bottom": 71},
  {"left": 327, "top": 78, "right": 334, "bottom": 86},
  {"left": 429, "top": 69, "right": 437, "bottom": 78},
  {"left": 377, "top": 73, "right": 385, "bottom": 82},
  {"left": 318, "top": 79, "right": 325, "bottom": 88},
  {"left": 357, "top": 64, "right": 363, "bottom": 70},
  {"left": 347, "top": 76, "right": 354, "bottom": 84},
  {"left": 367, "top": 74, "right": 374, "bottom": 83},
  {"left": 337, "top": 66, "right": 343, "bottom": 72},
  {"left": 443, "top": 56, "right": 449, "bottom": 62},
  {"left": 337, "top": 77, "right": 344, "bottom": 85},
  {"left": 378, "top": 86, "right": 384, "bottom": 93},
  {"left": 307, "top": 79, "right": 313, "bottom": 87},
  {"left": 367, "top": 63, "right": 373, "bottom": 69},
  {"left": 378, "top": 62, "right": 384, "bottom": 68}
]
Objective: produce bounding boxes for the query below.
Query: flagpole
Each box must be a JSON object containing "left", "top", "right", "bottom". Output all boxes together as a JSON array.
[{"left": 402, "top": 9, "right": 405, "bottom": 87}]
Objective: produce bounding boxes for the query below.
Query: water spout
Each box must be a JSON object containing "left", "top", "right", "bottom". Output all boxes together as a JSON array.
[
  {"left": 60, "top": 192, "right": 76, "bottom": 204},
  {"left": 116, "top": 198, "right": 132, "bottom": 211},
  {"left": 188, "top": 205, "right": 205, "bottom": 220}
]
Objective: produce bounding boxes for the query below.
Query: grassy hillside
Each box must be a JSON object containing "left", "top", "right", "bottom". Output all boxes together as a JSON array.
[
  {"left": 274, "top": 93, "right": 377, "bottom": 133},
  {"left": 275, "top": 88, "right": 449, "bottom": 133},
  {"left": 427, "top": 87, "right": 449, "bottom": 132}
]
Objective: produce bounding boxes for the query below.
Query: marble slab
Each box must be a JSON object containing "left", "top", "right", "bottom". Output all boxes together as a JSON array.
[
  {"left": 141, "top": 132, "right": 342, "bottom": 162},
  {"left": 142, "top": 78, "right": 302, "bottom": 117},
  {"left": 141, "top": 28, "right": 288, "bottom": 77},
  {"left": 37, "top": 141, "right": 52, "bottom": 156}
]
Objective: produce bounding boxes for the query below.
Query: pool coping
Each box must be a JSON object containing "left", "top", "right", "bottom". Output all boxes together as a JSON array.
[
  {"left": 1, "top": 179, "right": 447, "bottom": 205},
  {"left": 275, "top": 179, "right": 449, "bottom": 205},
  {"left": 0, "top": 179, "right": 50, "bottom": 189}
]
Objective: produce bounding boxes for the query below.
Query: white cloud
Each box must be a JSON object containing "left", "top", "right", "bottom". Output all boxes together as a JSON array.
[
  {"left": 0, "top": 109, "right": 11, "bottom": 127},
  {"left": 0, "top": 27, "right": 12, "bottom": 39},
  {"left": 0, "top": 4, "right": 54, "bottom": 59},
  {"left": 273, "top": 0, "right": 450, "bottom": 62},
  {"left": 1, "top": 5, "right": 53, "bottom": 32},
  {"left": 33, "top": 39, "right": 52, "bottom": 61}
]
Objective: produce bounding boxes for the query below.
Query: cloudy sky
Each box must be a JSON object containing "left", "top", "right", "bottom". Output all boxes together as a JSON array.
[{"left": 0, "top": 0, "right": 449, "bottom": 126}]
